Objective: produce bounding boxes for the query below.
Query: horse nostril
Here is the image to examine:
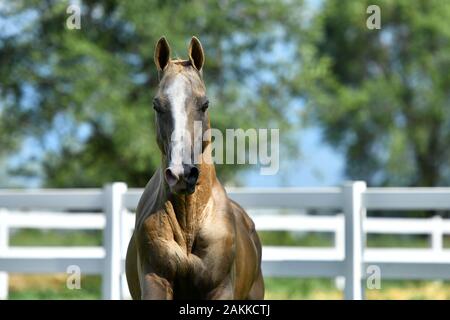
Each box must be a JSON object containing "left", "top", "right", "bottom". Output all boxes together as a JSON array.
[
  {"left": 164, "top": 168, "right": 179, "bottom": 187},
  {"left": 186, "top": 166, "right": 199, "bottom": 185}
]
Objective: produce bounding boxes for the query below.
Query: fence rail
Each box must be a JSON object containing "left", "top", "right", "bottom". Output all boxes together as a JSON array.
[{"left": 1, "top": 181, "right": 450, "bottom": 300}]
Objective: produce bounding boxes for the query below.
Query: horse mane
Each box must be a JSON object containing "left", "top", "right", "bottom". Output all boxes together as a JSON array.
[{"left": 171, "top": 59, "right": 191, "bottom": 66}]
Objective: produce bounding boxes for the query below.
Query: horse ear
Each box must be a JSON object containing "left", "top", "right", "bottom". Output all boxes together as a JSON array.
[
  {"left": 154, "top": 36, "right": 171, "bottom": 72},
  {"left": 188, "top": 36, "right": 205, "bottom": 72}
]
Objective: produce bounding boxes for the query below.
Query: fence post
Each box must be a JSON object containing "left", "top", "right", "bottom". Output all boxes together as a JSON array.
[
  {"left": 102, "top": 182, "right": 127, "bottom": 300},
  {"left": 431, "top": 215, "right": 443, "bottom": 252},
  {"left": 343, "top": 181, "right": 366, "bottom": 300},
  {"left": 0, "top": 209, "right": 8, "bottom": 300},
  {"left": 334, "top": 214, "right": 345, "bottom": 291}
]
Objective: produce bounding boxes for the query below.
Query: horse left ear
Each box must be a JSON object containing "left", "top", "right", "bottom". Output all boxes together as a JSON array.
[{"left": 188, "top": 36, "right": 205, "bottom": 72}]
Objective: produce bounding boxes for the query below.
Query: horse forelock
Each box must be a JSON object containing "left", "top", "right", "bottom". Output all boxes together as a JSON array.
[{"left": 159, "top": 60, "right": 205, "bottom": 93}]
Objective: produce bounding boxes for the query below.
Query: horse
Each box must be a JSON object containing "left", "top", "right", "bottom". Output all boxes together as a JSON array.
[{"left": 125, "top": 36, "right": 264, "bottom": 300}]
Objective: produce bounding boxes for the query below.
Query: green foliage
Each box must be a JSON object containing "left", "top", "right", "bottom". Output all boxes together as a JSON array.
[
  {"left": 297, "top": 0, "right": 450, "bottom": 186},
  {"left": 2, "top": 0, "right": 449, "bottom": 188},
  {"left": 0, "top": 0, "right": 302, "bottom": 187}
]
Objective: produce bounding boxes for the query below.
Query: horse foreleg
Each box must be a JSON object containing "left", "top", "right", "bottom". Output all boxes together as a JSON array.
[
  {"left": 125, "top": 234, "right": 141, "bottom": 300},
  {"left": 141, "top": 272, "right": 174, "bottom": 300},
  {"left": 247, "top": 270, "right": 265, "bottom": 299},
  {"left": 207, "top": 284, "right": 235, "bottom": 300}
]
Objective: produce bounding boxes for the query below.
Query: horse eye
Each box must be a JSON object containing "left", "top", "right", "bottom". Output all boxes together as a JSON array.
[
  {"left": 153, "top": 98, "right": 165, "bottom": 113},
  {"left": 201, "top": 100, "right": 209, "bottom": 112}
]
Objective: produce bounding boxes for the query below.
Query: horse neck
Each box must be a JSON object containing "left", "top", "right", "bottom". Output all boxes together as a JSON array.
[{"left": 164, "top": 142, "right": 217, "bottom": 251}]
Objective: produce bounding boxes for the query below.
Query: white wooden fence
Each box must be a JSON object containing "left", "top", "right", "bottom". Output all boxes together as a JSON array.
[{"left": 1, "top": 181, "right": 450, "bottom": 300}]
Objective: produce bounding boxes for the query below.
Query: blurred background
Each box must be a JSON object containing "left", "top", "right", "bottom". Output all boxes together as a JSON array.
[{"left": 0, "top": 0, "right": 449, "bottom": 299}]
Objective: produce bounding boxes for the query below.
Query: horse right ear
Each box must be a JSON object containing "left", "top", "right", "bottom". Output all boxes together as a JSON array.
[
  {"left": 188, "top": 36, "right": 205, "bottom": 72},
  {"left": 154, "top": 36, "right": 171, "bottom": 72}
]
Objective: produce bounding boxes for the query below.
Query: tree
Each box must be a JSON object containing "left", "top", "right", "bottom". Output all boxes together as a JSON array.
[
  {"left": 0, "top": 0, "right": 303, "bottom": 187},
  {"left": 296, "top": 0, "right": 450, "bottom": 186}
]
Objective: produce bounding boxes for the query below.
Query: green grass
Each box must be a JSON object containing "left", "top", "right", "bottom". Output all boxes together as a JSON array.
[
  {"left": 258, "top": 231, "right": 333, "bottom": 247},
  {"left": 259, "top": 230, "right": 434, "bottom": 248},
  {"left": 12, "top": 276, "right": 337, "bottom": 300},
  {"left": 10, "top": 229, "right": 102, "bottom": 247},
  {"left": 264, "top": 278, "right": 450, "bottom": 300},
  {"left": 9, "top": 275, "right": 101, "bottom": 300},
  {"left": 264, "top": 278, "right": 341, "bottom": 299},
  {"left": 9, "top": 275, "right": 450, "bottom": 300},
  {"left": 445, "top": 235, "right": 450, "bottom": 248},
  {"left": 367, "top": 234, "right": 430, "bottom": 248},
  {"left": 10, "top": 289, "right": 98, "bottom": 300}
]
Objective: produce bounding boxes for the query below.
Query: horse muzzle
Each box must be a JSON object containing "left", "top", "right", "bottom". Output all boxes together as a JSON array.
[{"left": 164, "top": 164, "right": 199, "bottom": 195}]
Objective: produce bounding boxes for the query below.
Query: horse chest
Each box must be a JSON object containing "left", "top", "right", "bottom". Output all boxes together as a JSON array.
[
  {"left": 148, "top": 214, "right": 214, "bottom": 273},
  {"left": 142, "top": 203, "right": 234, "bottom": 297}
]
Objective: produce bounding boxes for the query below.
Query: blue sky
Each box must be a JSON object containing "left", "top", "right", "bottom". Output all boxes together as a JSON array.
[{"left": 243, "top": 126, "right": 344, "bottom": 188}]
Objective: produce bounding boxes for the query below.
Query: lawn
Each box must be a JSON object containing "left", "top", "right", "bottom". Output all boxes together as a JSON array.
[{"left": 8, "top": 275, "right": 450, "bottom": 300}]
